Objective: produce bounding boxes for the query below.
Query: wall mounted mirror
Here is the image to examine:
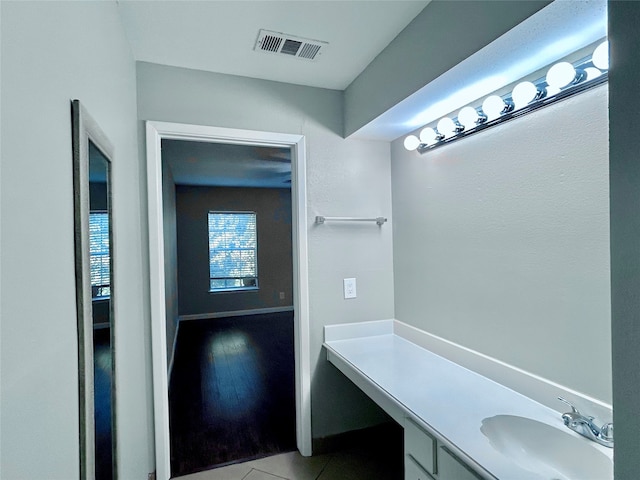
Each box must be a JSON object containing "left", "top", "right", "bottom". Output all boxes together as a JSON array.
[{"left": 72, "top": 100, "right": 116, "bottom": 480}]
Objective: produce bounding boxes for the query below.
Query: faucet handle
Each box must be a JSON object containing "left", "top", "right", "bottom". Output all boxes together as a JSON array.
[
  {"left": 600, "top": 422, "right": 614, "bottom": 441},
  {"left": 557, "top": 396, "right": 581, "bottom": 415}
]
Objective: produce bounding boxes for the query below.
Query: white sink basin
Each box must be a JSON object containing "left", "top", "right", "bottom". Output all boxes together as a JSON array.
[{"left": 481, "top": 415, "right": 612, "bottom": 480}]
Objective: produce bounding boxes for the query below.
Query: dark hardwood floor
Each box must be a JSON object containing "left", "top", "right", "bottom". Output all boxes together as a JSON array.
[
  {"left": 169, "top": 311, "right": 296, "bottom": 477},
  {"left": 94, "top": 327, "right": 113, "bottom": 480}
]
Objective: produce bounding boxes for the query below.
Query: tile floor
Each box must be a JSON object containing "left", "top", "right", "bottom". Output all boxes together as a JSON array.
[{"left": 175, "top": 445, "right": 403, "bottom": 480}]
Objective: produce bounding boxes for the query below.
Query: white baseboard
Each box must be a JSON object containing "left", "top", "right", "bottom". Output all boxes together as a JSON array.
[
  {"left": 324, "top": 319, "right": 394, "bottom": 342},
  {"left": 179, "top": 306, "right": 294, "bottom": 321}
]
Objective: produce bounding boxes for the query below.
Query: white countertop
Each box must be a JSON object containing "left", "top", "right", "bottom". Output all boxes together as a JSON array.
[{"left": 324, "top": 326, "right": 613, "bottom": 480}]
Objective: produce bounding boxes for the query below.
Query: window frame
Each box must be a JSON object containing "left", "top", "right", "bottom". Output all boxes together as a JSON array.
[{"left": 207, "top": 211, "right": 259, "bottom": 293}]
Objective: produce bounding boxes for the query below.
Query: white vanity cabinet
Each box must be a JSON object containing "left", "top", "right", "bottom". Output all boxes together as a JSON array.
[
  {"left": 324, "top": 322, "right": 612, "bottom": 479},
  {"left": 437, "top": 446, "right": 483, "bottom": 480},
  {"left": 405, "top": 418, "right": 436, "bottom": 478},
  {"left": 405, "top": 417, "right": 482, "bottom": 480},
  {"left": 405, "top": 454, "right": 434, "bottom": 480}
]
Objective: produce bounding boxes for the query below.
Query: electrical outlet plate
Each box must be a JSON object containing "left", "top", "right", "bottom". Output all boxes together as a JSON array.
[{"left": 344, "top": 278, "right": 357, "bottom": 299}]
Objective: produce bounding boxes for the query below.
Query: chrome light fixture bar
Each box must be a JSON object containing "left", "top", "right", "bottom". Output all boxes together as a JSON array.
[{"left": 404, "top": 40, "right": 609, "bottom": 154}]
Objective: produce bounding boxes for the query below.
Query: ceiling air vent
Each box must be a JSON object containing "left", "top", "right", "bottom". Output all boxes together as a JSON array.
[{"left": 254, "top": 29, "right": 327, "bottom": 61}]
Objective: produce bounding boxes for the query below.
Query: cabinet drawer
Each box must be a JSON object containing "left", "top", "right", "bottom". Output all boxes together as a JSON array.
[
  {"left": 438, "top": 446, "right": 482, "bottom": 480},
  {"left": 405, "top": 454, "right": 436, "bottom": 480},
  {"left": 404, "top": 418, "right": 436, "bottom": 474}
]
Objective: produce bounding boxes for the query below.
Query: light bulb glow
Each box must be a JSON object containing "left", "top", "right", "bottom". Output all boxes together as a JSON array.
[
  {"left": 545, "top": 85, "right": 560, "bottom": 97},
  {"left": 482, "top": 95, "right": 507, "bottom": 120},
  {"left": 592, "top": 41, "right": 609, "bottom": 70},
  {"left": 404, "top": 135, "right": 420, "bottom": 151},
  {"left": 407, "top": 41, "right": 609, "bottom": 154},
  {"left": 437, "top": 117, "right": 458, "bottom": 138},
  {"left": 458, "top": 107, "right": 480, "bottom": 130},
  {"left": 546, "top": 62, "right": 577, "bottom": 89},
  {"left": 419, "top": 127, "right": 440, "bottom": 145},
  {"left": 512, "top": 81, "right": 538, "bottom": 109},
  {"left": 585, "top": 67, "right": 602, "bottom": 81}
]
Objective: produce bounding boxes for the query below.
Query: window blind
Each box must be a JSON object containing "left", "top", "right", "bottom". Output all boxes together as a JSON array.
[
  {"left": 89, "top": 211, "right": 110, "bottom": 298},
  {"left": 208, "top": 212, "right": 258, "bottom": 291}
]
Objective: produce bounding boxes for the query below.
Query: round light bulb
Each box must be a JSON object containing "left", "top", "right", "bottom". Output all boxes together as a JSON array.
[
  {"left": 458, "top": 106, "right": 479, "bottom": 130},
  {"left": 511, "top": 81, "right": 538, "bottom": 109},
  {"left": 419, "top": 127, "right": 439, "bottom": 145},
  {"left": 585, "top": 67, "right": 602, "bottom": 81},
  {"left": 403, "top": 135, "right": 420, "bottom": 151},
  {"left": 545, "top": 85, "right": 560, "bottom": 97},
  {"left": 546, "top": 62, "right": 577, "bottom": 89},
  {"left": 482, "top": 95, "right": 507, "bottom": 121},
  {"left": 592, "top": 40, "right": 609, "bottom": 70},
  {"left": 437, "top": 117, "right": 457, "bottom": 138}
]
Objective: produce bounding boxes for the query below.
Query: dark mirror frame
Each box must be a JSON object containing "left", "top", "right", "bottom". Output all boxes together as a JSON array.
[{"left": 72, "top": 99, "right": 116, "bottom": 480}]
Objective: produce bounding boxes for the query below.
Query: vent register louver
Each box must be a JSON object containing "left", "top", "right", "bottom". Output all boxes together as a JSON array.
[{"left": 254, "top": 29, "right": 327, "bottom": 61}]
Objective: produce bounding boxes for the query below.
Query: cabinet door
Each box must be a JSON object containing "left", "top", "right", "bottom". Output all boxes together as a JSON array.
[
  {"left": 406, "top": 454, "right": 436, "bottom": 480},
  {"left": 405, "top": 418, "right": 436, "bottom": 474},
  {"left": 438, "top": 446, "right": 482, "bottom": 480}
]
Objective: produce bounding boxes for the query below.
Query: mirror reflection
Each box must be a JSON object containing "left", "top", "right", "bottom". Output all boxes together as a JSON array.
[{"left": 89, "top": 143, "right": 114, "bottom": 480}]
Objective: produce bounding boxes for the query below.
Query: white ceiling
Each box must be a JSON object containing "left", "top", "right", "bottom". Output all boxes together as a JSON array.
[
  {"left": 117, "top": 0, "right": 430, "bottom": 91},
  {"left": 162, "top": 140, "right": 292, "bottom": 188}
]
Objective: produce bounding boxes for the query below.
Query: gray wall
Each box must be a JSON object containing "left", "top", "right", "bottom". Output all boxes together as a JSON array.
[
  {"left": 162, "top": 160, "right": 180, "bottom": 366},
  {"left": 137, "top": 62, "right": 395, "bottom": 439},
  {"left": 176, "top": 186, "right": 293, "bottom": 315},
  {"left": 0, "top": 2, "right": 153, "bottom": 479},
  {"left": 391, "top": 85, "right": 611, "bottom": 403},
  {"left": 609, "top": 1, "right": 640, "bottom": 476}
]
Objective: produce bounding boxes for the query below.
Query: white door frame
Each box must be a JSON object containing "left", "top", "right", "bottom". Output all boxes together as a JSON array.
[{"left": 145, "top": 121, "right": 311, "bottom": 480}]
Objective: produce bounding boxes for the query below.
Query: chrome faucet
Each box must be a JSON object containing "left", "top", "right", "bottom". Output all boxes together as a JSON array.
[{"left": 558, "top": 397, "right": 613, "bottom": 448}]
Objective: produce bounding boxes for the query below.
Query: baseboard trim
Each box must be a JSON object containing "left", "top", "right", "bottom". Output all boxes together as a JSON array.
[{"left": 179, "top": 306, "right": 294, "bottom": 321}]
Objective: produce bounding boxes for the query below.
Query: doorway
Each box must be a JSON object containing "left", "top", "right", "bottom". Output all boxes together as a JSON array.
[{"left": 146, "top": 122, "right": 311, "bottom": 480}]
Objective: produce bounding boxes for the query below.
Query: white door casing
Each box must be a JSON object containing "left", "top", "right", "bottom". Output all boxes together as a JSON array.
[{"left": 145, "top": 121, "right": 311, "bottom": 480}]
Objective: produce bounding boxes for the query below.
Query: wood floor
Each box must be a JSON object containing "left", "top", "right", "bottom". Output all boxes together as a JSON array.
[
  {"left": 94, "top": 327, "right": 113, "bottom": 480},
  {"left": 169, "top": 312, "right": 296, "bottom": 477}
]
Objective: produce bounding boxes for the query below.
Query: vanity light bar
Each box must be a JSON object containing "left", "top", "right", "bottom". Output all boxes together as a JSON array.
[{"left": 404, "top": 40, "right": 609, "bottom": 153}]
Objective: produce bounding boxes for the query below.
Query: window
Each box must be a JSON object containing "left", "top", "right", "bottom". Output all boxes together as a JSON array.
[
  {"left": 89, "top": 211, "right": 110, "bottom": 298},
  {"left": 208, "top": 212, "right": 258, "bottom": 292}
]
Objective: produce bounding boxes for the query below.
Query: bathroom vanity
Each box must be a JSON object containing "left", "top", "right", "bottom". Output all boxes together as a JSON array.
[{"left": 323, "top": 320, "right": 613, "bottom": 480}]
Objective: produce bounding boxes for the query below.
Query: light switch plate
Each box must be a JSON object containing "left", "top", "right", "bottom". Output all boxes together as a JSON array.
[{"left": 343, "top": 278, "right": 357, "bottom": 299}]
